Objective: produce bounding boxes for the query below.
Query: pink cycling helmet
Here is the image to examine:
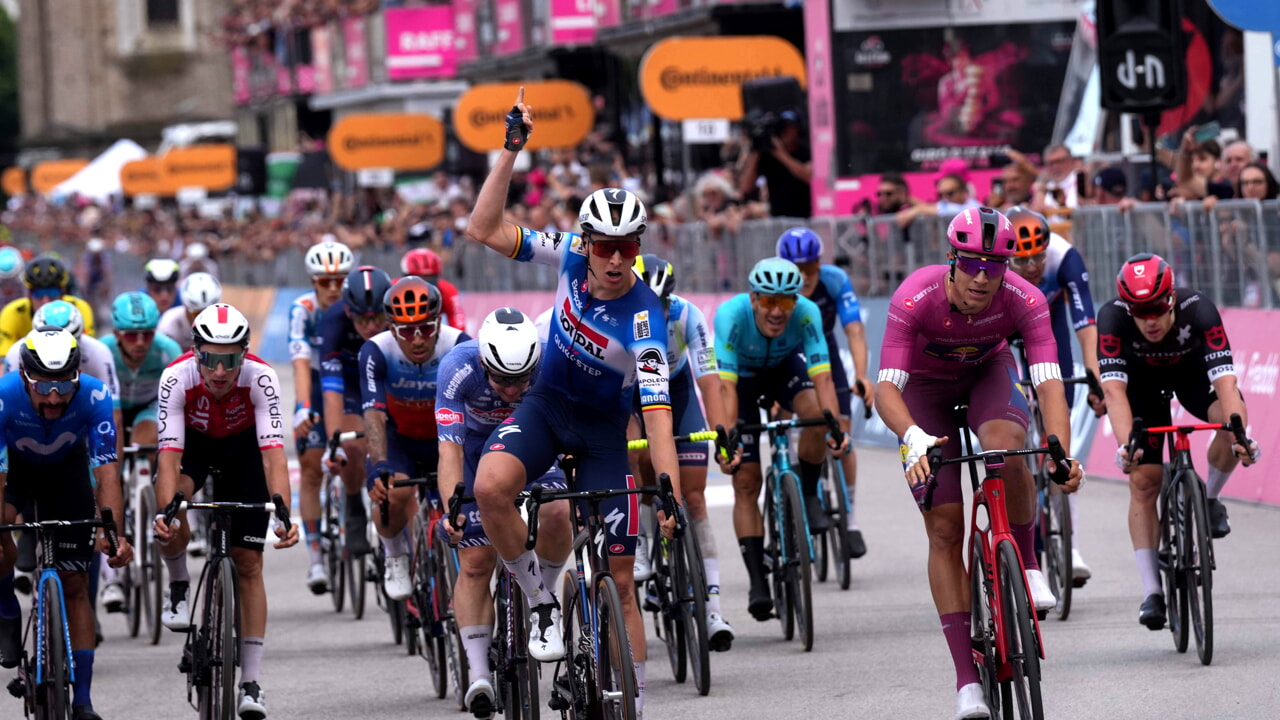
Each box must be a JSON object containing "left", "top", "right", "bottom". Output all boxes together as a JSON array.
[{"left": 946, "top": 207, "right": 1017, "bottom": 258}]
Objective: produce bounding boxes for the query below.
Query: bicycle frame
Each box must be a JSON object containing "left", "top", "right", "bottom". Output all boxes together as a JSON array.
[{"left": 32, "top": 564, "right": 73, "bottom": 688}]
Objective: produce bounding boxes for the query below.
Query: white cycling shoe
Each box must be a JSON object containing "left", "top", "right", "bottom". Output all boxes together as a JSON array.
[
  {"left": 101, "top": 581, "right": 126, "bottom": 614},
  {"left": 1025, "top": 569, "right": 1056, "bottom": 612},
  {"left": 956, "top": 683, "right": 991, "bottom": 719},
  {"left": 707, "top": 612, "right": 735, "bottom": 652},
  {"left": 306, "top": 563, "right": 330, "bottom": 595},
  {"left": 527, "top": 601, "right": 565, "bottom": 662},
  {"left": 384, "top": 555, "right": 413, "bottom": 601},
  {"left": 633, "top": 538, "right": 653, "bottom": 582},
  {"left": 238, "top": 681, "right": 267, "bottom": 720},
  {"left": 465, "top": 678, "right": 496, "bottom": 719},
  {"left": 161, "top": 582, "right": 192, "bottom": 631},
  {"left": 1071, "top": 549, "right": 1092, "bottom": 582}
]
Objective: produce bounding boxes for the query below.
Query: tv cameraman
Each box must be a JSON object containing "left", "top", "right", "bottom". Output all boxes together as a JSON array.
[{"left": 737, "top": 110, "right": 813, "bottom": 219}]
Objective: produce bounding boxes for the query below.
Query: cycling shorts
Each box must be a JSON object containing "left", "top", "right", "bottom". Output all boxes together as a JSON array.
[
  {"left": 1125, "top": 360, "right": 1236, "bottom": 467},
  {"left": 324, "top": 367, "right": 363, "bottom": 416},
  {"left": 453, "top": 434, "right": 567, "bottom": 549},
  {"left": 179, "top": 428, "right": 271, "bottom": 552},
  {"left": 632, "top": 366, "right": 709, "bottom": 467},
  {"left": 480, "top": 390, "right": 640, "bottom": 556},
  {"left": 900, "top": 348, "right": 1029, "bottom": 508},
  {"left": 3, "top": 445, "right": 97, "bottom": 572},
  {"left": 367, "top": 423, "right": 441, "bottom": 493},
  {"left": 826, "top": 332, "right": 853, "bottom": 417},
  {"left": 734, "top": 352, "right": 815, "bottom": 465},
  {"left": 297, "top": 369, "right": 328, "bottom": 454},
  {"left": 123, "top": 400, "right": 161, "bottom": 429}
]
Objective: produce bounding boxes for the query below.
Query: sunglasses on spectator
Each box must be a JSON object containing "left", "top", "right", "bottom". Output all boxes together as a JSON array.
[
  {"left": 1010, "top": 252, "right": 1047, "bottom": 269},
  {"left": 754, "top": 293, "right": 798, "bottom": 312},
  {"left": 1125, "top": 298, "right": 1173, "bottom": 319},
  {"left": 119, "top": 330, "right": 155, "bottom": 343},
  {"left": 313, "top": 276, "right": 344, "bottom": 289},
  {"left": 24, "top": 370, "right": 78, "bottom": 396},
  {"left": 589, "top": 239, "right": 642, "bottom": 259},
  {"left": 31, "top": 287, "right": 61, "bottom": 301},
  {"left": 197, "top": 349, "right": 245, "bottom": 371},
  {"left": 486, "top": 370, "right": 535, "bottom": 388},
  {"left": 392, "top": 319, "right": 440, "bottom": 341},
  {"left": 953, "top": 254, "right": 1008, "bottom": 279}
]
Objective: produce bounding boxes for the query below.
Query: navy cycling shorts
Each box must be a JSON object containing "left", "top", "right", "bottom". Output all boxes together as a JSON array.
[
  {"left": 734, "top": 351, "right": 814, "bottom": 464},
  {"left": 450, "top": 434, "right": 567, "bottom": 549}
]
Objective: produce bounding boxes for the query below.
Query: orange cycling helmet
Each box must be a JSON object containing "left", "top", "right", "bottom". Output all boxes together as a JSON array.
[
  {"left": 1006, "top": 206, "right": 1050, "bottom": 258},
  {"left": 383, "top": 277, "right": 442, "bottom": 325}
]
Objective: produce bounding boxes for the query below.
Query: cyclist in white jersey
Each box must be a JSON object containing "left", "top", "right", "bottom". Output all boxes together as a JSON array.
[{"left": 157, "top": 273, "right": 221, "bottom": 352}]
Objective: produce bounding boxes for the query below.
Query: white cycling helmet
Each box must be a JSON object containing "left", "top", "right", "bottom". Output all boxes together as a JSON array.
[
  {"left": 20, "top": 327, "right": 80, "bottom": 376},
  {"left": 478, "top": 307, "right": 541, "bottom": 377},
  {"left": 579, "top": 188, "right": 647, "bottom": 237},
  {"left": 32, "top": 300, "right": 85, "bottom": 339},
  {"left": 144, "top": 258, "right": 180, "bottom": 284},
  {"left": 180, "top": 272, "right": 223, "bottom": 313},
  {"left": 192, "top": 303, "right": 251, "bottom": 347},
  {"left": 305, "top": 239, "right": 355, "bottom": 277}
]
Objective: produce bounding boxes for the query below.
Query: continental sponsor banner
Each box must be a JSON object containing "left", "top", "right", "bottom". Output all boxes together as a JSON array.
[
  {"left": 454, "top": 81, "right": 594, "bottom": 152},
  {"left": 328, "top": 113, "right": 445, "bottom": 171},
  {"left": 31, "top": 159, "right": 89, "bottom": 194},
  {"left": 161, "top": 145, "right": 237, "bottom": 191},
  {"left": 639, "top": 37, "right": 807, "bottom": 121},
  {"left": 120, "top": 157, "right": 173, "bottom": 197},
  {"left": 2, "top": 166, "right": 26, "bottom": 196}
]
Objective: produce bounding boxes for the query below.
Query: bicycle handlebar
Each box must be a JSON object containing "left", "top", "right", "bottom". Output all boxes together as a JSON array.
[
  {"left": 157, "top": 490, "right": 290, "bottom": 534},
  {"left": 852, "top": 379, "right": 873, "bottom": 420},
  {"left": 522, "top": 473, "right": 677, "bottom": 551},
  {"left": 0, "top": 513, "right": 119, "bottom": 559},
  {"left": 327, "top": 430, "right": 364, "bottom": 463},
  {"left": 739, "top": 409, "right": 844, "bottom": 445},
  {"left": 627, "top": 429, "right": 719, "bottom": 451},
  {"left": 1127, "top": 413, "right": 1252, "bottom": 461},
  {"left": 918, "top": 435, "right": 1070, "bottom": 512},
  {"left": 121, "top": 443, "right": 159, "bottom": 454}
]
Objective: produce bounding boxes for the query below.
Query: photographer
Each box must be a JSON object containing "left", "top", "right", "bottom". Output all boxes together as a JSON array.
[{"left": 737, "top": 110, "right": 812, "bottom": 219}]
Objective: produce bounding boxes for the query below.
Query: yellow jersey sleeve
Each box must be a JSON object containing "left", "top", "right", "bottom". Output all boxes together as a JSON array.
[{"left": 0, "top": 298, "right": 31, "bottom": 355}]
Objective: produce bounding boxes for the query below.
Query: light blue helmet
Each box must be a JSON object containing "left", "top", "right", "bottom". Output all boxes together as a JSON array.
[
  {"left": 0, "top": 247, "right": 22, "bottom": 280},
  {"left": 748, "top": 257, "right": 804, "bottom": 295},
  {"left": 776, "top": 227, "right": 822, "bottom": 264},
  {"left": 32, "top": 300, "right": 84, "bottom": 338},
  {"left": 112, "top": 291, "right": 161, "bottom": 331}
]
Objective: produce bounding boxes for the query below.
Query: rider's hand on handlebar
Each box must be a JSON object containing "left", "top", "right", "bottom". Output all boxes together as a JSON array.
[
  {"left": 656, "top": 509, "right": 676, "bottom": 539},
  {"left": 1058, "top": 459, "right": 1085, "bottom": 494},
  {"left": 367, "top": 463, "right": 394, "bottom": 504},
  {"left": 1114, "top": 445, "right": 1142, "bottom": 473},
  {"left": 1087, "top": 392, "right": 1107, "bottom": 418},
  {"left": 715, "top": 444, "right": 742, "bottom": 475},
  {"left": 102, "top": 533, "right": 134, "bottom": 568},
  {"left": 273, "top": 519, "right": 300, "bottom": 550},
  {"left": 444, "top": 514, "right": 467, "bottom": 545},
  {"left": 827, "top": 431, "right": 851, "bottom": 459},
  {"left": 325, "top": 445, "right": 348, "bottom": 473},
  {"left": 153, "top": 513, "right": 180, "bottom": 544},
  {"left": 293, "top": 407, "right": 315, "bottom": 438},
  {"left": 903, "top": 426, "right": 946, "bottom": 487},
  {"left": 1232, "top": 438, "right": 1261, "bottom": 466}
]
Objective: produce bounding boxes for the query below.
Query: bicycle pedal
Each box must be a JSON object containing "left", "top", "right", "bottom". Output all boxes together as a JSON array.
[
  {"left": 1072, "top": 577, "right": 1088, "bottom": 589},
  {"left": 548, "top": 690, "right": 570, "bottom": 711},
  {"left": 7, "top": 674, "right": 26, "bottom": 699}
]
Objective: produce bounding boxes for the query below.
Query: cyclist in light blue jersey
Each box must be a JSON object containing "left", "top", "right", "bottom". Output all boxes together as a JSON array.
[
  {"left": 101, "top": 293, "right": 183, "bottom": 454},
  {"left": 464, "top": 87, "right": 680, "bottom": 718},
  {"left": 715, "top": 257, "right": 849, "bottom": 621}
]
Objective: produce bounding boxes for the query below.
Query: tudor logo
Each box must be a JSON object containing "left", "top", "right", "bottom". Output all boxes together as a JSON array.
[
  {"left": 1100, "top": 334, "right": 1121, "bottom": 358},
  {"left": 1133, "top": 265, "right": 1145, "bottom": 276}
]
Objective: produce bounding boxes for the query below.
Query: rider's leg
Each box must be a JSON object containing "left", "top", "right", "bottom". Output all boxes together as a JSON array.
[
  {"left": 456, "top": 546, "right": 498, "bottom": 683},
  {"left": 298, "top": 447, "right": 325, "bottom": 566}
]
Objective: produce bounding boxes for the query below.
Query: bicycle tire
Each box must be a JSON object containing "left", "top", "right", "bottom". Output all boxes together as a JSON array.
[
  {"left": 595, "top": 574, "right": 638, "bottom": 720},
  {"left": 416, "top": 524, "right": 447, "bottom": 699},
  {"left": 969, "top": 536, "right": 1001, "bottom": 716},
  {"left": 679, "top": 526, "right": 711, "bottom": 696},
  {"left": 1161, "top": 478, "right": 1189, "bottom": 654},
  {"left": 325, "top": 483, "right": 346, "bottom": 613},
  {"left": 557, "top": 569, "right": 593, "bottom": 720},
  {"left": 1043, "top": 482, "right": 1073, "bottom": 621},
  {"left": 434, "top": 531, "right": 468, "bottom": 711},
  {"left": 996, "top": 540, "right": 1044, "bottom": 720},
  {"left": 1183, "top": 473, "right": 1214, "bottom": 665},
  {"left": 39, "top": 576, "right": 71, "bottom": 719},
  {"left": 505, "top": 575, "right": 538, "bottom": 720},
  {"left": 655, "top": 534, "right": 687, "bottom": 683},
  {"left": 141, "top": 485, "right": 166, "bottom": 646},
  {"left": 348, "top": 551, "right": 367, "bottom": 620},
  {"left": 132, "top": 484, "right": 155, "bottom": 639},
  {"left": 199, "top": 560, "right": 238, "bottom": 720},
  {"left": 763, "top": 471, "right": 790, "bottom": 637},
  {"left": 781, "top": 471, "right": 815, "bottom": 652},
  {"left": 828, "top": 458, "right": 853, "bottom": 591}
]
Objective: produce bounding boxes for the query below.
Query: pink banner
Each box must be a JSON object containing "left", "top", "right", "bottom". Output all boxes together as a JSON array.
[
  {"left": 232, "top": 47, "right": 250, "bottom": 105},
  {"left": 1085, "top": 308, "right": 1280, "bottom": 504},
  {"left": 804, "top": 0, "right": 835, "bottom": 217},
  {"left": 494, "top": 0, "right": 525, "bottom": 56},
  {"left": 647, "top": 0, "right": 679, "bottom": 18},
  {"left": 312, "top": 27, "right": 333, "bottom": 94},
  {"left": 550, "top": 0, "right": 595, "bottom": 45},
  {"left": 342, "top": 17, "right": 368, "bottom": 89},
  {"left": 275, "top": 64, "right": 292, "bottom": 95},
  {"left": 596, "top": 0, "right": 621, "bottom": 28},
  {"left": 452, "top": 0, "right": 478, "bottom": 65},
  {"left": 385, "top": 7, "right": 457, "bottom": 80}
]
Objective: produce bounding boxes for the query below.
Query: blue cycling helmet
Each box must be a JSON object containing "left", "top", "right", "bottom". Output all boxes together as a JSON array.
[
  {"left": 776, "top": 228, "right": 822, "bottom": 264},
  {"left": 748, "top": 257, "right": 804, "bottom": 295},
  {"left": 112, "top": 291, "right": 161, "bottom": 331},
  {"left": 0, "top": 247, "right": 22, "bottom": 281}
]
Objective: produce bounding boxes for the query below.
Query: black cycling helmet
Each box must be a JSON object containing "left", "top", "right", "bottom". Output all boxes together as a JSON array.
[
  {"left": 24, "top": 255, "right": 70, "bottom": 291},
  {"left": 342, "top": 265, "right": 393, "bottom": 315}
]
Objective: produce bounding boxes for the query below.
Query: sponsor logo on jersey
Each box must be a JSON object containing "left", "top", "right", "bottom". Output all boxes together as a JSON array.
[
  {"left": 257, "top": 372, "right": 282, "bottom": 431},
  {"left": 942, "top": 317, "right": 953, "bottom": 329},
  {"left": 90, "top": 386, "right": 109, "bottom": 404},
  {"left": 471, "top": 406, "right": 514, "bottom": 422},
  {"left": 489, "top": 443, "right": 505, "bottom": 451},
  {"left": 435, "top": 408, "right": 464, "bottom": 426},
  {"left": 1099, "top": 334, "right": 1121, "bottom": 358},
  {"left": 390, "top": 376, "right": 437, "bottom": 392},
  {"left": 903, "top": 298, "right": 915, "bottom": 309},
  {"left": 13, "top": 432, "right": 79, "bottom": 456},
  {"left": 610, "top": 544, "right": 625, "bottom": 554},
  {"left": 497, "top": 424, "right": 521, "bottom": 439},
  {"left": 638, "top": 348, "right": 665, "bottom": 374},
  {"left": 558, "top": 298, "right": 609, "bottom": 360},
  {"left": 1205, "top": 325, "right": 1228, "bottom": 351},
  {"left": 634, "top": 310, "right": 650, "bottom": 340},
  {"left": 443, "top": 361, "right": 473, "bottom": 399}
]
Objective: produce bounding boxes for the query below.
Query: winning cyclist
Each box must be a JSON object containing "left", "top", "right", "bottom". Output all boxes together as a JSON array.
[
  {"left": 466, "top": 87, "right": 680, "bottom": 718},
  {"left": 152, "top": 303, "right": 299, "bottom": 720},
  {"left": 318, "top": 266, "right": 393, "bottom": 556},
  {"left": 142, "top": 258, "right": 181, "bottom": 311},
  {"left": 0, "top": 328, "right": 133, "bottom": 720},
  {"left": 628, "top": 254, "right": 739, "bottom": 649},
  {"left": 0, "top": 256, "right": 97, "bottom": 354},
  {"left": 714, "top": 257, "right": 850, "bottom": 621},
  {"left": 876, "top": 207, "right": 1082, "bottom": 720},
  {"left": 157, "top": 272, "right": 222, "bottom": 352},
  {"left": 776, "top": 227, "right": 873, "bottom": 558},
  {"left": 436, "top": 308, "right": 572, "bottom": 716},
  {"left": 401, "top": 247, "right": 467, "bottom": 331},
  {"left": 0, "top": 246, "right": 25, "bottom": 308},
  {"left": 362, "top": 278, "right": 468, "bottom": 600},
  {"left": 289, "top": 239, "right": 354, "bottom": 594},
  {"left": 1099, "top": 253, "right": 1259, "bottom": 631}
]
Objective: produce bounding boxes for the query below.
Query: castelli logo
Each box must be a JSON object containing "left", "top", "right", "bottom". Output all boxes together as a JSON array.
[
  {"left": 904, "top": 299, "right": 915, "bottom": 310},
  {"left": 942, "top": 317, "right": 953, "bottom": 329}
]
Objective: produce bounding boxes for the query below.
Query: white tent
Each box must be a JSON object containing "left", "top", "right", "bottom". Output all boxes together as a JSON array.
[{"left": 50, "top": 138, "right": 147, "bottom": 202}]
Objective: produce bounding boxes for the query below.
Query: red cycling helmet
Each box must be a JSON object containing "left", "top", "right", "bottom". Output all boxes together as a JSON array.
[
  {"left": 1116, "top": 253, "right": 1175, "bottom": 308},
  {"left": 401, "top": 248, "right": 442, "bottom": 278}
]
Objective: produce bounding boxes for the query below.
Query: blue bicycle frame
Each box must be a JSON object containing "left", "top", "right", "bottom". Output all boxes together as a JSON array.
[{"left": 33, "top": 570, "right": 74, "bottom": 687}]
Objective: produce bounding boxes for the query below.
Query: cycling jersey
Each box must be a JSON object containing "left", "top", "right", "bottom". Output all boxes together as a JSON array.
[
  {"left": 1096, "top": 288, "right": 1234, "bottom": 386},
  {"left": 1037, "top": 234, "right": 1097, "bottom": 376},
  {"left": 0, "top": 295, "right": 97, "bottom": 353},
  {"left": 0, "top": 371, "right": 117, "bottom": 471},
  {"left": 156, "top": 353, "right": 285, "bottom": 452},
  {"left": 318, "top": 300, "right": 366, "bottom": 412},
  {"left": 287, "top": 290, "right": 325, "bottom": 373},
  {"left": 807, "top": 265, "right": 863, "bottom": 337},
  {"left": 100, "top": 332, "right": 184, "bottom": 412},
  {"left": 157, "top": 306, "right": 195, "bottom": 351},
  {"left": 3, "top": 334, "right": 120, "bottom": 410},
  {"left": 713, "top": 293, "right": 829, "bottom": 381},
  {"left": 435, "top": 339, "right": 521, "bottom": 447},
  {"left": 359, "top": 326, "right": 469, "bottom": 441},
  {"left": 662, "top": 294, "right": 717, "bottom": 379},
  {"left": 437, "top": 278, "right": 467, "bottom": 331}
]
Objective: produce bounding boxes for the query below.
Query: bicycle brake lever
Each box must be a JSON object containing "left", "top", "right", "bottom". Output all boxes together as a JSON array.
[
  {"left": 272, "top": 494, "right": 292, "bottom": 533},
  {"left": 1045, "top": 435, "right": 1070, "bottom": 484},
  {"left": 524, "top": 486, "right": 543, "bottom": 552},
  {"left": 162, "top": 491, "right": 186, "bottom": 526},
  {"left": 100, "top": 507, "right": 119, "bottom": 558},
  {"left": 822, "top": 409, "right": 845, "bottom": 447}
]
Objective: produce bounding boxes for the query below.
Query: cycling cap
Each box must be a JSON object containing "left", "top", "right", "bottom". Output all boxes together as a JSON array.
[
  {"left": 383, "top": 277, "right": 441, "bottom": 325},
  {"left": 579, "top": 188, "right": 647, "bottom": 237},
  {"left": 478, "top": 307, "right": 541, "bottom": 377},
  {"left": 748, "top": 257, "right": 804, "bottom": 295},
  {"left": 32, "top": 300, "right": 84, "bottom": 339},
  {"left": 1006, "top": 206, "right": 1050, "bottom": 258},
  {"left": 401, "top": 248, "right": 443, "bottom": 278},
  {"left": 947, "top": 207, "right": 1016, "bottom": 258},
  {"left": 633, "top": 254, "right": 675, "bottom": 300},
  {"left": 1117, "top": 253, "right": 1175, "bottom": 306},
  {"left": 20, "top": 327, "right": 80, "bottom": 376},
  {"left": 342, "top": 266, "right": 393, "bottom": 315},
  {"left": 112, "top": 291, "right": 161, "bottom": 331},
  {"left": 144, "top": 258, "right": 181, "bottom": 284},
  {"left": 776, "top": 228, "right": 823, "bottom": 264},
  {"left": 305, "top": 239, "right": 355, "bottom": 277},
  {"left": 23, "top": 255, "right": 70, "bottom": 290},
  {"left": 192, "top": 303, "right": 251, "bottom": 347},
  {"left": 180, "top": 272, "right": 223, "bottom": 314}
]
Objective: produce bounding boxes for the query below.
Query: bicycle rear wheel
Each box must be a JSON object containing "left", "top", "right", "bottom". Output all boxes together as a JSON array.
[
  {"left": 827, "top": 458, "right": 853, "bottom": 591},
  {"left": 434, "top": 531, "right": 468, "bottom": 711},
  {"left": 1183, "top": 474, "right": 1214, "bottom": 665},
  {"left": 39, "top": 576, "right": 71, "bottom": 719},
  {"left": 763, "top": 472, "right": 789, "bottom": 637},
  {"left": 415, "top": 524, "right": 447, "bottom": 698},
  {"left": 503, "top": 577, "right": 538, "bottom": 720},
  {"left": 595, "top": 575, "right": 637, "bottom": 720},
  {"left": 132, "top": 484, "right": 156, "bottom": 639},
  {"left": 348, "top": 550, "right": 367, "bottom": 620},
  {"left": 1160, "top": 479, "right": 1189, "bottom": 654},
  {"left": 781, "top": 471, "right": 814, "bottom": 652},
  {"left": 555, "top": 570, "right": 593, "bottom": 720},
  {"left": 198, "top": 560, "right": 238, "bottom": 720},
  {"left": 996, "top": 540, "right": 1043, "bottom": 720},
  {"left": 1041, "top": 481, "right": 1073, "bottom": 621},
  {"left": 655, "top": 536, "right": 687, "bottom": 684},
  {"left": 678, "top": 528, "right": 711, "bottom": 696}
]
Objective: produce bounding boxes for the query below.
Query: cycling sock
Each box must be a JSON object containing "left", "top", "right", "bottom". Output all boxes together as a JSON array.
[
  {"left": 240, "top": 636, "right": 264, "bottom": 684},
  {"left": 1135, "top": 548, "right": 1162, "bottom": 598},
  {"left": 798, "top": 460, "right": 823, "bottom": 497},
  {"left": 538, "top": 556, "right": 565, "bottom": 599},
  {"left": 940, "top": 613, "right": 979, "bottom": 690},
  {"left": 461, "top": 625, "right": 493, "bottom": 682},
  {"left": 1068, "top": 493, "right": 1080, "bottom": 544},
  {"left": 71, "top": 649, "right": 93, "bottom": 707},
  {"left": 503, "top": 550, "right": 551, "bottom": 607},
  {"left": 691, "top": 517, "right": 716, "bottom": 559},
  {"left": 703, "top": 558, "right": 722, "bottom": 615},
  {"left": 304, "top": 519, "right": 323, "bottom": 558},
  {"left": 738, "top": 537, "right": 767, "bottom": 590},
  {"left": 1011, "top": 521, "right": 1039, "bottom": 572},
  {"left": 346, "top": 494, "right": 367, "bottom": 519},
  {"left": 0, "top": 572, "right": 19, "bottom": 618},
  {"left": 163, "top": 551, "right": 190, "bottom": 584},
  {"left": 1206, "top": 466, "right": 1230, "bottom": 500},
  {"left": 380, "top": 530, "right": 410, "bottom": 558},
  {"left": 846, "top": 487, "right": 859, "bottom": 530},
  {"left": 634, "top": 661, "right": 646, "bottom": 716}
]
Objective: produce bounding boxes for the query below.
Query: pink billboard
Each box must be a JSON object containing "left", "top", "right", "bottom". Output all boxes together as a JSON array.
[
  {"left": 342, "top": 17, "right": 368, "bottom": 89},
  {"left": 312, "top": 26, "right": 333, "bottom": 95},
  {"left": 550, "top": 0, "right": 595, "bottom": 45},
  {"left": 596, "top": 0, "right": 621, "bottom": 29},
  {"left": 647, "top": 0, "right": 679, "bottom": 18},
  {"left": 385, "top": 6, "right": 457, "bottom": 80},
  {"left": 494, "top": 0, "right": 525, "bottom": 56},
  {"left": 804, "top": 0, "right": 835, "bottom": 217},
  {"left": 232, "top": 47, "right": 250, "bottom": 105},
  {"left": 453, "top": 0, "right": 478, "bottom": 65}
]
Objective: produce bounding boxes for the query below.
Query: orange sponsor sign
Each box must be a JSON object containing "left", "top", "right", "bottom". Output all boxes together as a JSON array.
[
  {"left": 640, "top": 36, "right": 807, "bottom": 121},
  {"left": 2, "top": 167, "right": 26, "bottom": 196},
  {"left": 161, "top": 145, "right": 237, "bottom": 191},
  {"left": 328, "top": 113, "right": 445, "bottom": 171},
  {"left": 453, "top": 80, "right": 595, "bottom": 153},
  {"left": 120, "top": 157, "right": 174, "bottom": 197},
  {"left": 31, "top": 159, "right": 90, "bottom": 194}
]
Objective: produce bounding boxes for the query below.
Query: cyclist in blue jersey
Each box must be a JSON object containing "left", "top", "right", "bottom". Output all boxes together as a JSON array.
[
  {"left": 288, "top": 239, "right": 354, "bottom": 594},
  {"left": 1006, "top": 207, "right": 1101, "bottom": 581},
  {"left": 436, "top": 308, "right": 572, "bottom": 716},
  {"left": 0, "top": 328, "right": 133, "bottom": 720},
  {"left": 465, "top": 87, "right": 680, "bottom": 717},
  {"left": 777, "top": 228, "right": 873, "bottom": 559},
  {"left": 716, "top": 257, "right": 850, "bottom": 621},
  {"left": 363, "top": 278, "right": 469, "bottom": 601},
  {"left": 318, "top": 266, "right": 391, "bottom": 556},
  {"left": 627, "top": 254, "right": 740, "bottom": 649}
]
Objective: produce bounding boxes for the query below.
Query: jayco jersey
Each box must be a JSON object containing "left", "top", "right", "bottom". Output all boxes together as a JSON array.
[
  {"left": 435, "top": 340, "right": 522, "bottom": 447},
  {"left": 0, "top": 372, "right": 117, "bottom": 471},
  {"left": 359, "top": 326, "right": 470, "bottom": 441},
  {"left": 288, "top": 290, "right": 325, "bottom": 372}
]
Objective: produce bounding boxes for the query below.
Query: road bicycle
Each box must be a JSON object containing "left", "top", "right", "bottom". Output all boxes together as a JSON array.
[
  {"left": 324, "top": 430, "right": 368, "bottom": 619},
  {"left": 918, "top": 410, "right": 1071, "bottom": 720},
  {"left": 160, "top": 489, "right": 291, "bottom": 720},
  {"left": 3, "top": 512, "right": 117, "bottom": 720},
  {"left": 119, "top": 442, "right": 162, "bottom": 643},
  {"left": 1126, "top": 409, "right": 1250, "bottom": 666},
  {"left": 737, "top": 406, "right": 843, "bottom": 652}
]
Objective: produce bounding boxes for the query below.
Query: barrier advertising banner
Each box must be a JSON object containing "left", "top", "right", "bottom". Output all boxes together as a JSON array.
[
  {"left": 2, "top": 167, "right": 25, "bottom": 196},
  {"left": 342, "top": 17, "right": 369, "bottom": 89},
  {"left": 494, "top": 0, "right": 525, "bottom": 56},
  {"left": 327, "top": 114, "right": 445, "bottom": 171},
  {"left": 161, "top": 145, "right": 237, "bottom": 192},
  {"left": 640, "top": 37, "right": 808, "bottom": 121},
  {"left": 550, "top": 0, "right": 595, "bottom": 45},
  {"left": 120, "top": 157, "right": 172, "bottom": 197},
  {"left": 453, "top": 81, "right": 594, "bottom": 152},
  {"left": 453, "top": 0, "right": 478, "bottom": 65},
  {"left": 312, "top": 26, "right": 333, "bottom": 95},
  {"left": 31, "top": 160, "right": 90, "bottom": 194},
  {"left": 385, "top": 6, "right": 457, "bottom": 81}
]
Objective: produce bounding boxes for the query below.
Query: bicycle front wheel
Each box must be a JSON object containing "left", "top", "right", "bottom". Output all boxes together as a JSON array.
[
  {"left": 415, "top": 525, "right": 447, "bottom": 698},
  {"left": 996, "top": 540, "right": 1043, "bottom": 720},
  {"left": 348, "top": 550, "right": 367, "bottom": 620},
  {"left": 678, "top": 528, "right": 711, "bottom": 696},
  {"left": 762, "top": 472, "right": 788, "bottom": 636},
  {"left": 970, "top": 536, "right": 1000, "bottom": 715},
  {"left": 1160, "top": 478, "right": 1189, "bottom": 654},
  {"left": 781, "top": 471, "right": 814, "bottom": 652},
  {"left": 1042, "top": 482, "right": 1073, "bottom": 621},
  {"left": 827, "top": 458, "right": 853, "bottom": 591},
  {"left": 1183, "top": 473, "right": 1214, "bottom": 665},
  {"left": 595, "top": 575, "right": 637, "bottom": 720},
  {"left": 655, "top": 536, "right": 687, "bottom": 684},
  {"left": 325, "top": 484, "right": 346, "bottom": 613},
  {"left": 39, "top": 576, "right": 71, "bottom": 719},
  {"left": 434, "top": 531, "right": 468, "bottom": 711},
  {"left": 502, "top": 576, "right": 538, "bottom": 720},
  {"left": 199, "top": 560, "right": 238, "bottom": 720}
]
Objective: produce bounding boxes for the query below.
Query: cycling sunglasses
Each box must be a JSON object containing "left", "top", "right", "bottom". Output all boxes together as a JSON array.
[
  {"left": 795, "top": 260, "right": 821, "bottom": 275},
  {"left": 146, "top": 281, "right": 176, "bottom": 293},
  {"left": 486, "top": 370, "right": 535, "bottom": 388},
  {"left": 1010, "top": 252, "right": 1047, "bottom": 270},
  {"left": 1125, "top": 297, "right": 1173, "bottom": 319},
  {"left": 197, "top": 349, "right": 245, "bottom": 371},
  {"left": 24, "top": 370, "right": 79, "bottom": 396},
  {"left": 589, "top": 239, "right": 642, "bottom": 260},
  {"left": 119, "top": 330, "right": 156, "bottom": 343},
  {"left": 312, "top": 276, "right": 344, "bottom": 289},
  {"left": 754, "top": 293, "right": 798, "bottom": 312},
  {"left": 953, "top": 254, "right": 1008, "bottom": 279},
  {"left": 31, "top": 287, "right": 61, "bottom": 301},
  {"left": 392, "top": 319, "right": 440, "bottom": 341}
]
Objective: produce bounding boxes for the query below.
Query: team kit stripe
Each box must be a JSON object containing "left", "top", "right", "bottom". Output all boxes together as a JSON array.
[{"left": 560, "top": 297, "right": 610, "bottom": 347}]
